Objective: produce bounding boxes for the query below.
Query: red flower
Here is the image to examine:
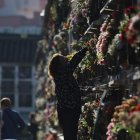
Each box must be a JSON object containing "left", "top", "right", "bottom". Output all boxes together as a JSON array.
[
  {"left": 130, "top": 104, "right": 140, "bottom": 114},
  {"left": 119, "top": 33, "right": 124, "bottom": 41},
  {"left": 126, "top": 36, "right": 136, "bottom": 44},
  {"left": 134, "top": 104, "right": 140, "bottom": 111},
  {"left": 124, "top": 6, "right": 137, "bottom": 15},
  {"left": 125, "top": 21, "right": 131, "bottom": 32}
]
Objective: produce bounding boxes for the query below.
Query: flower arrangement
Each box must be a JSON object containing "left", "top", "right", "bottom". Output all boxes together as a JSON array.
[
  {"left": 44, "top": 105, "right": 59, "bottom": 128},
  {"left": 108, "top": 34, "right": 121, "bottom": 56},
  {"left": 53, "top": 31, "right": 69, "bottom": 56},
  {"left": 36, "top": 97, "right": 46, "bottom": 109},
  {"left": 95, "top": 15, "right": 119, "bottom": 65},
  {"left": 107, "top": 6, "right": 140, "bottom": 67},
  {"left": 125, "top": 13, "right": 140, "bottom": 47},
  {"left": 70, "top": 11, "right": 88, "bottom": 40},
  {"left": 78, "top": 100, "right": 99, "bottom": 140},
  {"left": 106, "top": 96, "right": 140, "bottom": 140},
  {"left": 78, "top": 33, "right": 97, "bottom": 69},
  {"left": 119, "top": 10, "right": 140, "bottom": 47},
  {"left": 63, "top": 0, "right": 92, "bottom": 40}
]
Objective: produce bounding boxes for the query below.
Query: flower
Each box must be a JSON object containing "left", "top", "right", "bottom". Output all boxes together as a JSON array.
[
  {"left": 107, "top": 96, "right": 140, "bottom": 140},
  {"left": 63, "top": 23, "right": 70, "bottom": 29},
  {"left": 124, "top": 6, "right": 137, "bottom": 16}
]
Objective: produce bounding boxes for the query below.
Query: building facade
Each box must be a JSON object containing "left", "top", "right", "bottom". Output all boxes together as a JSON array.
[
  {"left": 0, "top": 0, "right": 45, "bottom": 34},
  {"left": 0, "top": 33, "right": 41, "bottom": 121}
]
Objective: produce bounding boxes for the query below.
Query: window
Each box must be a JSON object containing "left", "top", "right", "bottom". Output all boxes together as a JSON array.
[
  {"left": 20, "top": 111, "right": 30, "bottom": 122},
  {"left": 1, "top": 81, "right": 15, "bottom": 93},
  {"left": 18, "top": 81, "right": 32, "bottom": 107},
  {"left": 2, "top": 66, "right": 15, "bottom": 79},
  {"left": 19, "top": 94, "right": 32, "bottom": 107},
  {"left": 0, "top": 65, "right": 34, "bottom": 113},
  {"left": 18, "top": 66, "right": 32, "bottom": 79},
  {"left": 18, "top": 81, "right": 32, "bottom": 93}
]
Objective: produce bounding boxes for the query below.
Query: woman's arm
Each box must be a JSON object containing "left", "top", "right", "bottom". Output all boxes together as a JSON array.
[{"left": 67, "top": 47, "right": 88, "bottom": 73}]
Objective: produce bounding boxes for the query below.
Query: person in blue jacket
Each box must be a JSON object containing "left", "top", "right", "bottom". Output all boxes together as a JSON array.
[
  {"left": 48, "top": 47, "right": 88, "bottom": 140},
  {"left": 1, "top": 97, "right": 25, "bottom": 140}
]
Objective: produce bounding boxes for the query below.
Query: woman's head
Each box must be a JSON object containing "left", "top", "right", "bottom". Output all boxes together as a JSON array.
[{"left": 48, "top": 54, "right": 68, "bottom": 77}]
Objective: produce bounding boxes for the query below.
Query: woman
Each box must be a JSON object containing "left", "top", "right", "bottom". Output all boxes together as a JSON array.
[{"left": 48, "top": 47, "right": 88, "bottom": 140}]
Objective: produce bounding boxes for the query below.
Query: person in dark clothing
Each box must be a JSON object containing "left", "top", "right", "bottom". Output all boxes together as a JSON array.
[
  {"left": 48, "top": 47, "right": 88, "bottom": 140},
  {"left": 0, "top": 97, "right": 25, "bottom": 140},
  {"left": 27, "top": 112, "right": 39, "bottom": 140}
]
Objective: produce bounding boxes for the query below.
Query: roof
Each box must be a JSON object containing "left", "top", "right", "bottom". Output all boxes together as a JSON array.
[
  {"left": 0, "top": 14, "right": 42, "bottom": 27},
  {"left": 0, "top": 33, "right": 41, "bottom": 64}
]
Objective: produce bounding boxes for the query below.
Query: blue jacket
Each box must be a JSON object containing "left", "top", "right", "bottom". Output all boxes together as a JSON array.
[{"left": 1, "top": 108, "right": 25, "bottom": 139}]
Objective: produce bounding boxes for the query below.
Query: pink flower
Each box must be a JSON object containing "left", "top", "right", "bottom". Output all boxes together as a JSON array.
[
  {"left": 107, "top": 122, "right": 114, "bottom": 129},
  {"left": 98, "top": 59, "right": 107, "bottom": 65},
  {"left": 107, "top": 135, "right": 113, "bottom": 140},
  {"left": 100, "top": 23, "right": 108, "bottom": 32}
]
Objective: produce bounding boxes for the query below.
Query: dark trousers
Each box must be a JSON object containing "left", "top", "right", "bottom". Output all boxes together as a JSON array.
[{"left": 58, "top": 109, "right": 81, "bottom": 140}]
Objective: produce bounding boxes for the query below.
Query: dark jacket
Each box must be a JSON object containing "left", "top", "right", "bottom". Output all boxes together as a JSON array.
[
  {"left": 1, "top": 108, "right": 25, "bottom": 139},
  {"left": 54, "top": 47, "right": 88, "bottom": 112},
  {"left": 27, "top": 122, "right": 38, "bottom": 140}
]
